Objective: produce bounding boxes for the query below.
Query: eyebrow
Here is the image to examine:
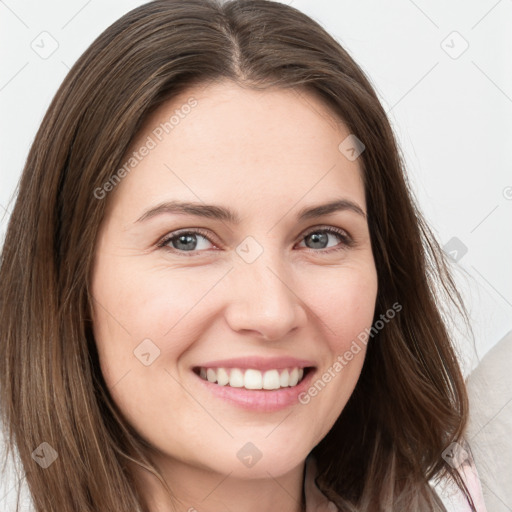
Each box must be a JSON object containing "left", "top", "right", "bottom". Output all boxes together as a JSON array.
[{"left": 135, "top": 198, "right": 366, "bottom": 224}]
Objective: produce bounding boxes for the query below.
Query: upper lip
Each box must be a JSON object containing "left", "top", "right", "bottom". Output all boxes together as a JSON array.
[{"left": 193, "top": 356, "right": 316, "bottom": 371}]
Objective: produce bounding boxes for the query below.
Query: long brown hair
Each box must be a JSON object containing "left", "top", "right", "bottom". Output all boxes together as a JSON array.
[{"left": 0, "top": 1, "right": 476, "bottom": 510}]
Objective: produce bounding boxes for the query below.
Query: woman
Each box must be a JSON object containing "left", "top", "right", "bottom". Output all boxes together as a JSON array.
[{"left": 0, "top": 1, "right": 486, "bottom": 510}]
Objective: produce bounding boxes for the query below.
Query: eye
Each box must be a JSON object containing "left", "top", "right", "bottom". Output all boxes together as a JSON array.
[
  {"left": 297, "top": 226, "right": 353, "bottom": 254},
  {"left": 157, "top": 225, "right": 353, "bottom": 256},
  {"left": 157, "top": 229, "right": 216, "bottom": 255}
]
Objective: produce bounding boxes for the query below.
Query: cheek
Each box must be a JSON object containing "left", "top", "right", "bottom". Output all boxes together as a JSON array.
[
  {"left": 89, "top": 260, "right": 203, "bottom": 445},
  {"left": 91, "top": 252, "right": 221, "bottom": 341},
  {"left": 309, "top": 261, "right": 378, "bottom": 351},
  {"left": 295, "top": 261, "right": 377, "bottom": 432},
  {"left": 89, "top": 255, "right": 222, "bottom": 395}
]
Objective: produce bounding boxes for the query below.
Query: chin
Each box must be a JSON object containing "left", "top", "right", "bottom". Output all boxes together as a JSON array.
[{"left": 210, "top": 443, "right": 309, "bottom": 480}]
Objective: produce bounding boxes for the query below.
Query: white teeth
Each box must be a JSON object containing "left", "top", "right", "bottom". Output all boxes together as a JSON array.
[
  {"left": 263, "top": 369, "right": 280, "bottom": 390},
  {"left": 289, "top": 368, "right": 299, "bottom": 387},
  {"left": 229, "top": 368, "right": 244, "bottom": 388},
  {"left": 196, "top": 366, "right": 308, "bottom": 390},
  {"left": 244, "top": 369, "right": 263, "bottom": 389},
  {"left": 216, "top": 367, "right": 230, "bottom": 386}
]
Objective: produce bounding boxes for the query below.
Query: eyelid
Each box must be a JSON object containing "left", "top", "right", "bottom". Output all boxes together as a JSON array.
[
  {"left": 156, "top": 224, "right": 354, "bottom": 255},
  {"left": 300, "top": 225, "right": 352, "bottom": 243}
]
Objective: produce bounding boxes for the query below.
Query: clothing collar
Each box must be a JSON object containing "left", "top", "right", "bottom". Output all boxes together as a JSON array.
[{"left": 303, "top": 454, "right": 339, "bottom": 512}]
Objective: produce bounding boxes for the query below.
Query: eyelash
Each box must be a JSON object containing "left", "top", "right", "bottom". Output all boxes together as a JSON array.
[{"left": 156, "top": 225, "right": 354, "bottom": 257}]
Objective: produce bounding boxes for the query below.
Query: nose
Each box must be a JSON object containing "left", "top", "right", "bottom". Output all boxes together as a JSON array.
[{"left": 223, "top": 251, "right": 308, "bottom": 341}]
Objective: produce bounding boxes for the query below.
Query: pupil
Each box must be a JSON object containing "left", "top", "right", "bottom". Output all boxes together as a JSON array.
[
  {"left": 308, "top": 232, "right": 327, "bottom": 249},
  {"left": 175, "top": 234, "right": 196, "bottom": 251}
]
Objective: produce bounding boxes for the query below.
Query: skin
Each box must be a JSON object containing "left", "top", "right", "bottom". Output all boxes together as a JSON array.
[{"left": 90, "top": 79, "right": 378, "bottom": 512}]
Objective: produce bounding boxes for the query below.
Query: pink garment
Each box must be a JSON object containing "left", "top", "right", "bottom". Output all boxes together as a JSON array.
[
  {"left": 432, "top": 450, "right": 488, "bottom": 512},
  {"left": 303, "top": 454, "right": 488, "bottom": 511}
]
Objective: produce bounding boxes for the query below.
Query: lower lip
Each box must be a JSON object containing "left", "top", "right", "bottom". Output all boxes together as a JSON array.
[{"left": 193, "top": 368, "right": 316, "bottom": 412}]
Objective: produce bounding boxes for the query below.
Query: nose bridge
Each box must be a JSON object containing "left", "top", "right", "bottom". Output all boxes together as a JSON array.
[{"left": 224, "top": 237, "right": 305, "bottom": 340}]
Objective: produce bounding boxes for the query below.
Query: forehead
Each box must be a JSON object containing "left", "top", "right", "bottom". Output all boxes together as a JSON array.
[{"left": 106, "top": 80, "right": 366, "bottom": 221}]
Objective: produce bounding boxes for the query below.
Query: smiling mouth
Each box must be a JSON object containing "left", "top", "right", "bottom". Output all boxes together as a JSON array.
[{"left": 193, "top": 366, "right": 314, "bottom": 391}]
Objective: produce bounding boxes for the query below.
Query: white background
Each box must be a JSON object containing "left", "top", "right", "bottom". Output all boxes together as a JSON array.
[{"left": 0, "top": 0, "right": 511, "bottom": 508}]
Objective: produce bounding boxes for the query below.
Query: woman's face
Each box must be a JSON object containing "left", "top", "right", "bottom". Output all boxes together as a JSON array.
[{"left": 90, "top": 80, "right": 378, "bottom": 480}]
